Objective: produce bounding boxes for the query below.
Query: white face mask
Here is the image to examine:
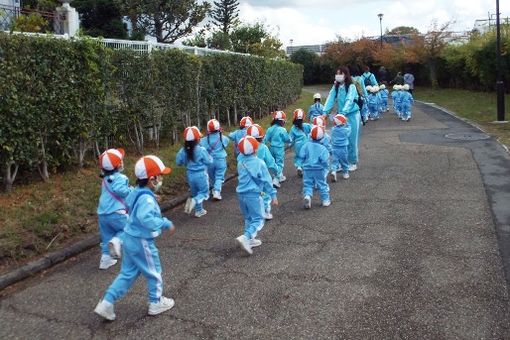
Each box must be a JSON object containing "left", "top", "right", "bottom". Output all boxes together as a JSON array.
[{"left": 335, "top": 74, "right": 345, "bottom": 83}]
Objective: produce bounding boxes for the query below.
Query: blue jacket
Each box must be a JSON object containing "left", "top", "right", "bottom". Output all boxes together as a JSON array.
[
  {"left": 319, "top": 132, "right": 332, "bottom": 153},
  {"left": 331, "top": 124, "right": 351, "bottom": 148},
  {"left": 228, "top": 129, "right": 247, "bottom": 155},
  {"left": 97, "top": 172, "right": 133, "bottom": 215},
  {"left": 362, "top": 72, "right": 378, "bottom": 86},
  {"left": 236, "top": 154, "right": 276, "bottom": 198},
  {"left": 257, "top": 143, "right": 278, "bottom": 175},
  {"left": 380, "top": 89, "right": 389, "bottom": 100},
  {"left": 264, "top": 125, "right": 291, "bottom": 149},
  {"left": 367, "top": 93, "right": 379, "bottom": 108},
  {"left": 200, "top": 133, "right": 230, "bottom": 159},
  {"left": 290, "top": 123, "right": 311, "bottom": 146},
  {"left": 396, "top": 91, "right": 405, "bottom": 107},
  {"left": 176, "top": 145, "right": 213, "bottom": 172},
  {"left": 123, "top": 187, "right": 173, "bottom": 239},
  {"left": 297, "top": 140, "right": 330, "bottom": 171},
  {"left": 308, "top": 103, "right": 324, "bottom": 121},
  {"left": 401, "top": 92, "right": 414, "bottom": 107},
  {"left": 323, "top": 84, "right": 359, "bottom": 116}
]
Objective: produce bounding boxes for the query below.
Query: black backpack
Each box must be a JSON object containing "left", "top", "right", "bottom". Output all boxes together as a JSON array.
[{"left": 363, "top": 74, "right": 372, "bottom": 87}]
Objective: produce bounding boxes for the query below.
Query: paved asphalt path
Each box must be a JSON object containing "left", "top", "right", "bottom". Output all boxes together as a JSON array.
[{"left": 1, "top": 90, "right": 510, "bottom": 339}]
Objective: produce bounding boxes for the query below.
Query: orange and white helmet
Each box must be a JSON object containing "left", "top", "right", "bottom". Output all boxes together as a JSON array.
[
  {"left": 99, "top": 148, "right": 125, "bottom": 171},
  {"left": 273, "top": 111, "right": 286, "bottom": 121},
  {"left": 332, "top": 114, "right": 348, "bottom": 126},
  {"left": 293, "top": 108, "right": 306, "bottom": 120},
  {"left": 207, "top": 119, "right": 221, "bottom": 133},
  {"left": 313, "top": 116, "right": 326, "bottom": 127},
  {"left": 240, "top": 116, "right": 253, "bottom": 128},
  {"left": 310, "top": 125, "right": 325, "bottom": 140},
  {"left": 246, "top": 124, "right": 265, "bottom": 139},
  {"left": 134, "top": 155, "right": 171, "bottom": 179},
  {"left": 183, "top": 126, "right": 202, "bottom": 141},
  {"left": 238, "top": 136, "right": 259, "bottom": 155}
]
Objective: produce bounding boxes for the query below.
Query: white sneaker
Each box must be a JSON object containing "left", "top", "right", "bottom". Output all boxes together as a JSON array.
[
  {"left": 279, "top": 175, "right": 287, "bottom": 182},
  {"left": 212, "top": 190, "right": 222, "bottom": 201},
  {"left": 343, "top": 173, "right": 350, "bottom": 179},
  {"left": 94, "top": 300, "right": 116, "bottom": 321},
  {"left": 148, "top": 296, "right": 175, "bottom": 316},
  {"left": 330, "top": 171, "right": 337, "bottom": 182},
  {"left": 272, "top": 177, "right": 281, "bottom": 188},
  {"left": 297, "top": 167, "right": 303, "bottom": 177},
  {"left": 304, "top": 196, "right": 311, "bottom": 209},
  {"left": 236, "top": 235, "right": 253, "bottom": 255},
  {"left": 187, "top": 198, "right": 196, "bottom": 215},
  {"left": 99, "top": 254, "right": 117, "bottom": 270},
  {"left": 348, "top": 164, "right": 357, "bottom": 171},
  {"left": 194, "top": 209, "right": 207, "bottom": 218},
  {"left": 250, "top": 238, "right": 262, "bottom": 247},
  {"left": 264, "top": 212, "right": 273, "bottom": 220},
  {"left": 108, "top": 237, "right": 122, "bottom": 259},
  {"left": 184, "top": 198, "right": 192, "bottom": 214},
  {"left": 322, "top": 200, "right": 331, "bottom": 207}
]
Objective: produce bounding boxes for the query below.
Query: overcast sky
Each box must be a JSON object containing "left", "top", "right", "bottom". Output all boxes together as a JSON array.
[{"left": 235, "top": 0, "right": 510, "bottom": 47}]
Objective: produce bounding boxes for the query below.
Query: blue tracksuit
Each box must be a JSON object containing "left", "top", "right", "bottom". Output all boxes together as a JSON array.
[
  {"left": 380, "top": 89, "right": 389, "bottom": 111},
  {"left": 290, "top": 123, "right": 312, "bottom": 168},
  {"left": 103, "top": 187, "right": 173, "bottom": 304},
  {"left": 391, "top": 91, "right": 399, "bottom": 116},
  {"left": 401, "top": 91, "right": 414, "bottom": 119},
  {"left": 236, "top": 154, "right": 276, "bottom": 239},
  {"left": 354, "top": 76, "right": 369, "bottom": 122},
  {"left": 367, "top": 93, "right": 380, "bottom": 120},
  {"left": 308, "top": 102, "right": 324, "bottom": 122},
  {"left": 331, "top": 125, "right": 351, "bottom": 174},
  {"left": 264, "top": 125, "right": 291, "bottom": 178},
  {"left": 256, "top": 143, "right": 279, "bottom": 213},
  {"left": 297, "top": 140, "right": 330, "bottom": 202},
  {"left": 228, "top": 129, "right": 247, "bottom": 156},
  {"left": 396, "top": 91, "right": 405, "bottom": 118},
  {"left": 97, "top": 172, "right": 133, "bottom": 255},
  {"left": 200, "top": 133, "right": 230, "bottom": 193},
  {"left": 176, "top": 145, "right": 213, "bottom": 212},
  {"left": 362, "top": 72, "right": 378, "bottom": 86},
  {"left": 323, "top": 83, "right": 361, "bottom": 165}
]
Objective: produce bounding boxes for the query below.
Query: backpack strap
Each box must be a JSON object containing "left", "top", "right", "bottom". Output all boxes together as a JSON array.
[{"left": 102, "top": 178, "right": 128, "bottom": 213}]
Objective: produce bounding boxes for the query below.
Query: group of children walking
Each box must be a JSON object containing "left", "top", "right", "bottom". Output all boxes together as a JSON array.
[
  {"left": 93, "top": 88, "right": 411, "bottom": 321},
  {"left": 391, "top": 84, "right": 414, "bottom": 121}
]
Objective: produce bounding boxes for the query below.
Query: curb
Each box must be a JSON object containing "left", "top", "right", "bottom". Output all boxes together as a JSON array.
[
  {"left": 417, "top": 100, "right": 510, "bottom": 154},
  {"left": 0, "top": 172, "right": 239, "bottom": 292}
]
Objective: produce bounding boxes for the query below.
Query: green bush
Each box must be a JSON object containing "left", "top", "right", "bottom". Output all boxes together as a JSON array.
[{"left": 0, "top": 33, "right": 303, "bottom": 191}]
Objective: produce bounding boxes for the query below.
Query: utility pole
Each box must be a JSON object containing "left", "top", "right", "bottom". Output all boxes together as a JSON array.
[
  {"left": 378, "top": 13, "right": 384, "bottom": 48},
  {"left": 495, "top": 0, "right": 506, "bottom": 121}
]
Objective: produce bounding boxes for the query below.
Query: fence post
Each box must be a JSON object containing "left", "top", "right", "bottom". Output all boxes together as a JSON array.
[{"left": 55, "top": 0, "right": 80, "bottom": 37}]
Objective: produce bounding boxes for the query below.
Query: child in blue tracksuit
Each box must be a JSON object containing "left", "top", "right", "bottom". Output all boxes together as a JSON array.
[
  {"left": 367, "top": 86, "right": 380, "bottom": 120},
  {"left": 200, "top": 119, "right": 230, "bottom": 201},
  {"left": 94, "top": 155, "right": 175, "bottom": 321},
  {"left": 401, "top": 84, "right": 414, "bottom": 121},
  {"left": 235, "top": 136, "right": 278, "bottom": 255},
  {"left": 330, "top": 114, "right": 352, "bottom": 181},
  {"left": 289, "top": 109, "right": 312, "bottom": 176},
  {"left": 264, "top": 111, "right": 291, "bottom": 183},
  {"left": 298, "top": 125, "right": 331, "bottom": 209},
  {"left": 312, "top": 116, "right": 333, "bottom": 181},
  {"left": 177, "top": 126, "right": 213, "bottom": 218},
  {"left": 395, "top": 85, "right": 405, "bottom": 119},
  {"left": 308, "top": 93, "right": 324, "bottom": 123},
  {"left": 391, "top": 85, "right": 400, "bottom": 117},
  {"left": 97, "top": 148, "right": 133, "bottom": 270},
  {"left": 246, "top": 124, "right": 279, "bottom": 220},
  {"left": 228, "top": 116, "right": 253, "bottom": 156},
  {"left": 380, "top": 84, "right": 389, "bottom": 112}
]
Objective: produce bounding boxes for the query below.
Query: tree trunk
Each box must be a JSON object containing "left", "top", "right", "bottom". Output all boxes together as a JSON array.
[
  {"left": 38, "top": 132, "right": 49, "bottom": 182},
  {"left": 234, "top": 103, "right": 238, "bottom": 125},
  {"left": 77, "top": 137, "right": 88, "bottom": 169},
  {"left": 3, "top": 161, "right": 19, "bottom": 193},
  {"left": 227, "top": 107, "right": 231, "bottom": 127},
  {"left": 428, "top": 59, "right": 439, "bottom": 89}
]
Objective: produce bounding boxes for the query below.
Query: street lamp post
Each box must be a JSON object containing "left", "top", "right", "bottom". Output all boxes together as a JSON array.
[
  {"left": 495, "top": 0, "right": 506, "bottom": 121},
  {"left": 378, "top": 13, "right": 384, "bottom": 48}
]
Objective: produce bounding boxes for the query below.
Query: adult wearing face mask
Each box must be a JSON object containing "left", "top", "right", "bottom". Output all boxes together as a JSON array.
[{"left": 323, "top": 67, "right": 361, "bottom": 171}]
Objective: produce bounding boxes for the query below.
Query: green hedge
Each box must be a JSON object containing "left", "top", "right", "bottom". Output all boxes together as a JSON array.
[{"left": 0, "top": 33, "right": 303, "bottom": 191}]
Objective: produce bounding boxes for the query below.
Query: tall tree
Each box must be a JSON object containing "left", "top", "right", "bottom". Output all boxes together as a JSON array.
[
  {"left": 116, "top": 0, "right": 210, "bottom": 43},
  {"left": 387, "top": 26, "right": 421, "bottom": 35},
  {"left": 211, "top": 0, "right": 239, "bottom": 35},
  {"left": 73, "top": 0, "right": 128, "bottom": 39}
]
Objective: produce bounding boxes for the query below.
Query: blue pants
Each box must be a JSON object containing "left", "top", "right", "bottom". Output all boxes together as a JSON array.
[
  {"left": 208, "top": 158, "right": 227, "bottom": 193},
  {"left": 303, "top": 169, "right": 330, "bottom": 201},
  {"left": 104, "top": 234, "right": 163, "bottom": 304},
  {"left": 331, "top": 146, "right": 349, "bottom": 174},
  {"left": 238, "top": 193, "right": 265, "bottom": 239},
  {"left": 382, "top": 98, "right": 388, "bottom": 111},
  {"left": 98, "top": 213, "right": 127, "bottom": 255},
  {"left": 262, "top": 191, "right": 271, "bottom": 213},
  {"left": 361, "top": 98, "right": 369, "bottom": 121},
  {"left": 270, "top": 146, "right": 285, "bottom": 178},
  {"left": 401, "top": 104, "right": 412, "bottom": 119},
  {"left": 368, "top": 105, "right": 379, "bottom": 119},
  {"left": 346, "top": 112, "right": 361, "bottom": 165},
  {"left": 293, "top": 142, "right": 306, "bottom": 168},
  {"left": 188, "top": 170, "right": 209, "bottom": 212}
]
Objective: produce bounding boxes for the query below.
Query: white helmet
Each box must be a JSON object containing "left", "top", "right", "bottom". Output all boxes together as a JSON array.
[
  {"left": 373, "top": 85, "right": 380, "bottom": 92},
  {"left": 366, "top": 85, "right": 373, "bottom": 92},
  {"left": 313, "top": 93, "right": 321, "bottom": 100},
  {"left": 380, "top": 84, "right": 386, "bottom": 90},
  {"left": 403, "top": 84, "right": 410, "bottom": 91}
]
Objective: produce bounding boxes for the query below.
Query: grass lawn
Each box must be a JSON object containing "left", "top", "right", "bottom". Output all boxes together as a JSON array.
[
  {"left": 0, "top": 89, "right": 313, "bottom": 272},
  {"left": 414, "top": 87, "right": 510, "bottom": 147}
]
